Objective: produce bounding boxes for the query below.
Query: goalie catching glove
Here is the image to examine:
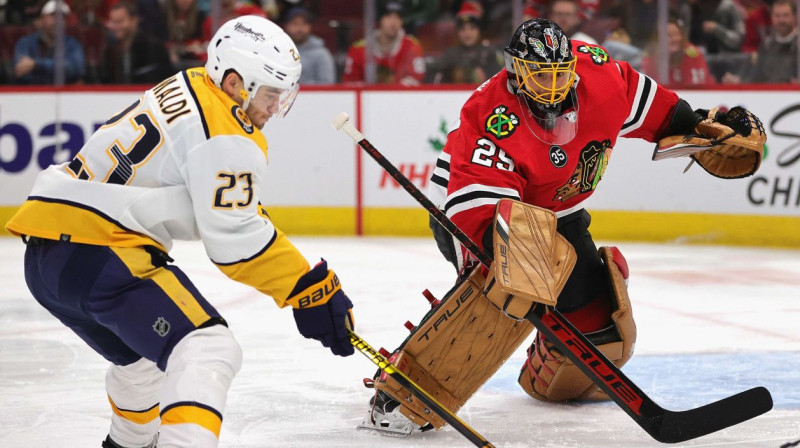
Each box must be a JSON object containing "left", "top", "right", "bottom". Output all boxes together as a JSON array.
[
  {"left": 287, "top": 259, "right": 354, "bottom": 356},
  {"left": 653, "top": 105, "right": 766, "bottom": 179}
]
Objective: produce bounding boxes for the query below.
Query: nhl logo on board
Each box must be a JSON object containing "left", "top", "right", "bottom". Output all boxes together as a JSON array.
[
  {"left": 152, "top": 317, "right": 170, "bottom": 337},
  {"left": 549, "top": 145, "right": 567, "bottom": 168}
]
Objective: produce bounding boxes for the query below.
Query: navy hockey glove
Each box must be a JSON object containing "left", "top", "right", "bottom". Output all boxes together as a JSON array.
[{"left": 286, "top": 259, "right": 354, "bottom": 356}]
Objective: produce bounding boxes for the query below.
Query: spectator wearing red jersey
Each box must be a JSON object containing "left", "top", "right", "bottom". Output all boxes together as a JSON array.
[
  {"left": 201, "top": 0, "right": 265, "bottom": 41},
  {"left": 341, "top": 1, "right": 425, "bottom": 85},
  {"left": 642, "top": 16, "right": 715, "bottom": 86},
  {"left": 741, "top": 0, "right": 773, "bottom": 53}
]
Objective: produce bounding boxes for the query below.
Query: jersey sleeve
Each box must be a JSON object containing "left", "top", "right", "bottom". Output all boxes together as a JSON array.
[
  {"left": 443, "top": 116, "right": 524, "bottom": 263},
  {"left": 615, "top": 60, "right": 680, "bottom": 142},
  {"left": 184, "top": 136, "right": 309, "bottom": 307}
]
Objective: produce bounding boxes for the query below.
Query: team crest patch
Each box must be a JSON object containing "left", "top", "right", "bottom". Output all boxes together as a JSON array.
[
  {"left": 553, "top": 140, "right": 611, "bottom": 202},
  {"left": 577, "top": 45, "right": 610, "bottom": 65},
  {"left": 485, "top": 106, "right": 519, "bottom": 140},
  {"left": 232, "top": 105, "right": 254, "bottom": 134},
  {"left": 153, "top": 317, "right": 170, "bottom": 337}
]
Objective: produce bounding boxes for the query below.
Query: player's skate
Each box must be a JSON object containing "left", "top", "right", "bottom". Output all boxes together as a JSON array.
[
  {"left": 102, "top": 435, "right": 157, "bottom": 448},
  {"left": 357, "top": 389, "right": 426, "bottom": 437}
]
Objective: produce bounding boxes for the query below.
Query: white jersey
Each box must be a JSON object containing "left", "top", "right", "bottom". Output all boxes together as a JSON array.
[{"left": 7, "top": 68, "right": 310, "bottom": 305}]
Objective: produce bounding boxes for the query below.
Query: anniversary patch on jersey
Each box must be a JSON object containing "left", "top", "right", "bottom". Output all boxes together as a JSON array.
[
  {"left": 485, "top": 106, "right": 519, "bottom": 140},
  {"left": 549, "top": 145, "right": 568, "bottom": 168},
  {"left": 577, "top": 45, "right": 610, "bottom": 65},
  {"left": 231, "top": 105, "right": 254, "bottom": 134},
  {"left": 553, "top": 140, "right": 611, "bottom": 202}
]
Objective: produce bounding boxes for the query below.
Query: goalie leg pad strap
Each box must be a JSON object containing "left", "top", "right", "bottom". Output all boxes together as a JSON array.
[
  {"left": 517, "top": 246, "right": 637, "bottom": 402},
  {"left": 375, "top": 266, "right": 534, "bottom": 428}
]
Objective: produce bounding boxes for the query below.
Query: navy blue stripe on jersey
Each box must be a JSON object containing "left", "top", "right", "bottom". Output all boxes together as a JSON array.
[
  {"left": 182, "top": 70, "right": 210, "bottom": 140},
  {"left": 160, "top": 401, "right": 223, "bottom": 420},
  {"left": 105, "top": 99, "right": 141, "bottom": 126},
  {"left": 27, "top": 196, "right": 138, "bottom": 233},
  {"left": 622, "top": 75, "right": 653, "bottom": 131},
  {"left": 212, "top": 228, "right": 277, "bottom": 266}
]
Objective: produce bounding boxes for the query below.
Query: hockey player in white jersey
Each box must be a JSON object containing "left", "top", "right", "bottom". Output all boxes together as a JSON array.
[{"left": 6, "top": 16, "right": 355, "bottom": 448}]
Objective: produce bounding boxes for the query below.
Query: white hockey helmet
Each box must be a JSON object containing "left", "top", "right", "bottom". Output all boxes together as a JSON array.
[{"left": 206, "top": 15, "right": 301, "bottom": 118}]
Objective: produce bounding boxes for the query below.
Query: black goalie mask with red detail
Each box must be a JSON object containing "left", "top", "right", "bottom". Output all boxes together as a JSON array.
[{"left": 505, "top": 18, "right": 579, "bottom": 144}]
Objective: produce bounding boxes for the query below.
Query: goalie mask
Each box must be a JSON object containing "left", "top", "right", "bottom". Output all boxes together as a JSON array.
[
  {"left": 505, "top": 19, "right": 579, "bottom": 145},
  {"left": 206, "top": 15, "right": 301, "bottom": 122}
]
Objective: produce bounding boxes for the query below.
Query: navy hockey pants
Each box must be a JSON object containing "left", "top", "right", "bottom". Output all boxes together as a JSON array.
[{"left": 23, "top": 238, "right": 224, "bottom": 370}]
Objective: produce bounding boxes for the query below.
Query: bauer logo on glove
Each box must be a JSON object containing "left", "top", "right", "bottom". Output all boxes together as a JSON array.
[{"left": 653, "top": 106, "right": 767, "bottom": 179}]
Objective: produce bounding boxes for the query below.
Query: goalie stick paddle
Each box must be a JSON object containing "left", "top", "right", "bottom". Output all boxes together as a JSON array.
[
  {"left": 332, "top": 112, "right": 773, "bottom": 444},
  {"left": 348, "top": 330, "right": 496, "bottom": 448}
]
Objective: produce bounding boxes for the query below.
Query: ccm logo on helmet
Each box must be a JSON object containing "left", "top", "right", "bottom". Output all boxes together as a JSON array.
[{"left": 234, "top": 22, "right": 266, "bottom": 42}]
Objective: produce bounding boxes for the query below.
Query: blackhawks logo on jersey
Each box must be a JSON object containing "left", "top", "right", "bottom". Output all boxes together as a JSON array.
[
  {"left": 485, "top": 106, "right": 519, "bottom": 140},
  {"left": 577, "top": 45, "right": 610, "bottom": 65},
  {"left": 553, "top": 140, "right": 611, "bottom": 202}
]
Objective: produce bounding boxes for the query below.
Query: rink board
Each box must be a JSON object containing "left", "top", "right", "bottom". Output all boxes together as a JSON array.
[{"left": 1, "top": 86, "right": 798, "bottom": 246}]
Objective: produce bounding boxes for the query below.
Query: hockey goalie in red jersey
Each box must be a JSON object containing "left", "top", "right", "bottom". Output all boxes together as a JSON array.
[{"left": 358, "top": 18, "right": 765, "bottom": 436}]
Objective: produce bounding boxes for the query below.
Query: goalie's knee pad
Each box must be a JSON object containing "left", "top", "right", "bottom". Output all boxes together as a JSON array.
[
  {"left": 518, "top": 246, "right": 637, "bottom": 402},
  {"left": 373, "top": 266, "right": 535, "bottom": 429}
]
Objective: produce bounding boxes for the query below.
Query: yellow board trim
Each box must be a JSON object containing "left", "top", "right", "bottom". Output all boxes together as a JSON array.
[
  {"left": 108, "top": 396, "right": 160, "bottom": 425},
  {"left": 4, "top": 206, "right": 800, "bottom": 247},
  {"left": 110, "top": 246, "right": 211, "bottom": 327},
  {"left": 161, "top": 404, "right": 222, "bottom": 438}
]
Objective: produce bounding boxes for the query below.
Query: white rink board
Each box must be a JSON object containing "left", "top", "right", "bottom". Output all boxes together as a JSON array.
[
  {"left": 0, "top": 90, "right": 357, "bottom": 207},
  {"left": 2, "top": 88, "right": 799, "bottom": 216}
]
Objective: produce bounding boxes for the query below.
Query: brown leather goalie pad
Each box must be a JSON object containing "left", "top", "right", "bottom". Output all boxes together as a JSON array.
[
  {"left": 375, "top": 266, "right": 535, "bottom": 428},
  {"left": 485, "top": 199, "right": 577, "bottom": 319},
  {"left": 374, "top": 200, "right": 577, "bottom": 429},
  {"left": 518, "top": 246, "right": 637, "bottom": 402}
]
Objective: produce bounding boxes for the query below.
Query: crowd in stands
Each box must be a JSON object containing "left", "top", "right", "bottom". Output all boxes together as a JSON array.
[{"left": 0, "top": 0, "right": 796, "bottom": 87}]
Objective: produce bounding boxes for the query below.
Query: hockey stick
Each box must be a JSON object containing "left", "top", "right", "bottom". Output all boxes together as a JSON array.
[
  {"left": 348, "top": 330, "right": 496, "bottom": 448},
  {"left": 332, "top": 112, "right": 773, "bottom": 444}
]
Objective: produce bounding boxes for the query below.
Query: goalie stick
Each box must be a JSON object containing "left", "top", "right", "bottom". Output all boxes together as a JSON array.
[
  {"left": 348, "top": 330, "right": 496, "bottom": 448},
  {"left": 332, "top": 112, "right": 773, "bottom": 444}
]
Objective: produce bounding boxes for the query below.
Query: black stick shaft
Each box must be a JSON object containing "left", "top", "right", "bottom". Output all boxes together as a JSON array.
[
  {"left": 348, "top": 331, "right": 495, "bottom": 448},
  {"left": 338, "top": 120, "right": 772, "bottom": 443}
]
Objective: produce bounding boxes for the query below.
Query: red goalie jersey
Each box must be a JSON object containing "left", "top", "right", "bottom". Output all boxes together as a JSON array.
[{"left": 429, "top": 41, "right": 680, "bottom": 269}]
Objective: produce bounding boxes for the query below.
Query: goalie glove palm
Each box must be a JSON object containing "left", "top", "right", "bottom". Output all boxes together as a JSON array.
[
  {"left": 288, "top": 259, "right": 354, "bottom": 356},
  {"left": 654, "top": 106, "right": 766, "bottom": 179}
]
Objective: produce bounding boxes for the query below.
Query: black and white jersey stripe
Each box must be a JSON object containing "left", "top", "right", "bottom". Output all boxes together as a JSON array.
[
  {"left": 619, "top": 72, "right": 656, "bottom": 137},
  {"left": 444, "top": 184, "right": 521, "bottom": 219}
]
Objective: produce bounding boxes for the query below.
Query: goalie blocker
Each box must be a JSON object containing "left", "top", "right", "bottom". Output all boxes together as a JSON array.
[{"left": 369, "top": 200, "right": 637, "bottom": 429}]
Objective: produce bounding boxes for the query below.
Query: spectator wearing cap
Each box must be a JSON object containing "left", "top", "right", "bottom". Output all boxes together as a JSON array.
[
  {"left": 282, "top": 7, "right": 335, "bottom": 84},
  {"left": 13, "top": 0, "right": 85, "bottom": 84},
  {"left": 101, "top": 1, "right": 172, "bottom": 83},
  {"left": 342, "top": 1, "right": 426, "bottom": 85},
  {"left": 433, "top": 1, "right": 501, "bottom": 84}
]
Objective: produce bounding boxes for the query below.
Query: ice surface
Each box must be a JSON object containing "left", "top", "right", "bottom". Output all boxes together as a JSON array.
[{"left": 1, "top": 237, "right": 798, "bottom": 447}]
